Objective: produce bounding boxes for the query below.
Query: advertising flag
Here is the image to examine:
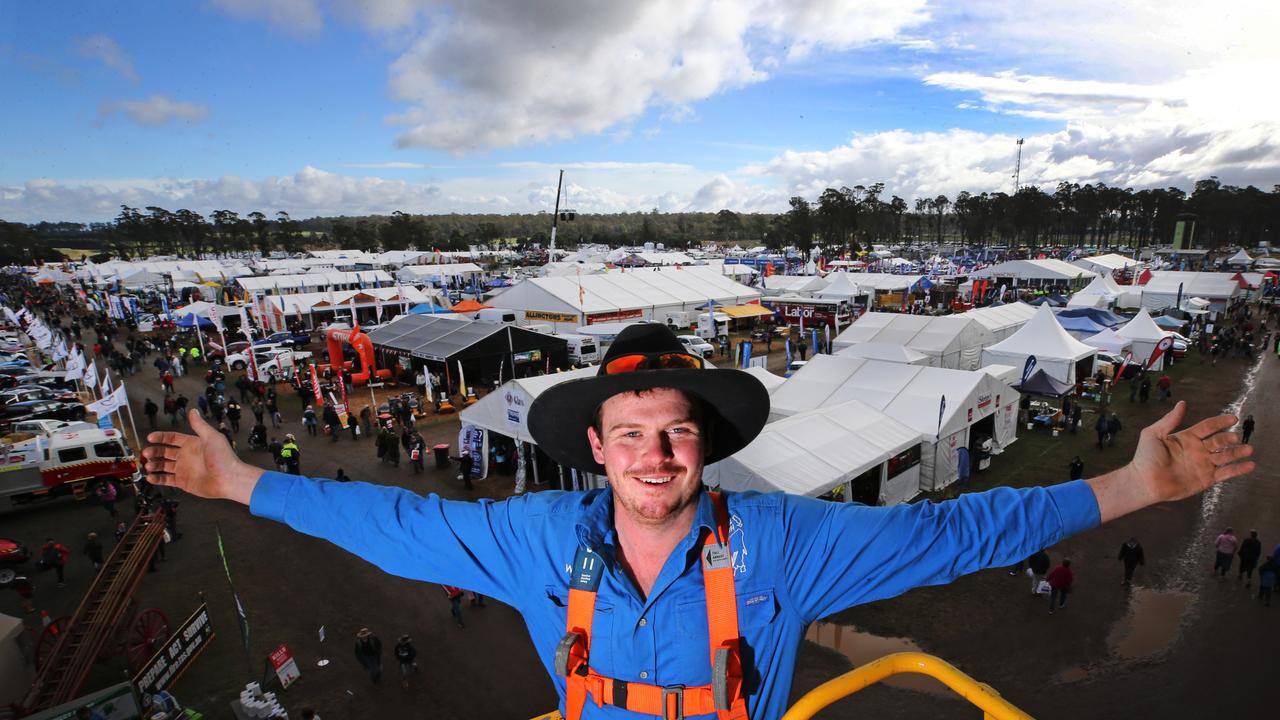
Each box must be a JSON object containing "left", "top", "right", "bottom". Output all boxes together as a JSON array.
[
  {"left": 1020, "top": 355, "right": 1038, "bottom": 385},
  {"left": 1145, "top": 336, "right": 1175, "bottom": 370}
]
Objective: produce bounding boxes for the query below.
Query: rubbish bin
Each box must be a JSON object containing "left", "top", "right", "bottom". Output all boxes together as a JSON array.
[{"left": 433, "top": 444, "right": 451, "bottom": 470}]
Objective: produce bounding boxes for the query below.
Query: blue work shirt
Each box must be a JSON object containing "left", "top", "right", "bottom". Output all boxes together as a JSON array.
[{"left": 251, "top": 472, "right": 1099, "bottom": 718}]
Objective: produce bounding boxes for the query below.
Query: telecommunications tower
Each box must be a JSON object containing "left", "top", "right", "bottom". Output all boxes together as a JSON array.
[{"left": 1012, "top": 138, "right": 1024, "bottom": 194}]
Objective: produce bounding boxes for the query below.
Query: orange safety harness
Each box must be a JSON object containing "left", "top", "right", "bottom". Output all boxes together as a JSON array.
[{"left": 555, "top": 491, "right": 749, "bottom": 720}]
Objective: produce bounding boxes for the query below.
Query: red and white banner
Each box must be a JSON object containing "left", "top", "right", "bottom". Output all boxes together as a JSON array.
[{"left": 1144, "top": 336, "right": 1175, "bottom": 369}]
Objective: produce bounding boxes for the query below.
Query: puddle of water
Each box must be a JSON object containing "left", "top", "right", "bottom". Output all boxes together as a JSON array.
[
  {"left": 805, "top": 621, "right": 952, "bottom": 697},
  {"left": 1053, "top": 587, "right": 1194, "bottom": 685},
  {"left": 1106, "top": 587, "right": 1194, "bottom": 659}
]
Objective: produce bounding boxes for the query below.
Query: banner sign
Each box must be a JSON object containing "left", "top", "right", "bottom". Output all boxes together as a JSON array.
[
  {"left": 525, "top": 310, "right": 578, "bottom": 324},
  {"left": 586, "top": 309, "right": 643, "bottom": 325},
  {"left": 134, "top": 603, "right": 215, "bottom": 698},
  {"left": 1020, "top": 355, "right": 1038, "bottom": 385},
  {"left": 268, "top": 643, "right": 302, "bottom": 689}
]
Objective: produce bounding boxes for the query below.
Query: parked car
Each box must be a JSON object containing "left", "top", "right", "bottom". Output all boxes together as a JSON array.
[
  {"left": 0, "top": 538, "right": 31, "bottom": 565},
  {"left": 7, "top": 418, "right": 97, "bottom": 437},
  {"left": 225, "top": 343, "right": 288, "bottom": 371},
  {"left": 253, "top": 331, "right": 311, "bottom": 349},
  {"left": 0, "top": 400, "right": 88, "bottom": 433},
  {"left": 209, "top": 339, "right": 252, "bottom": 361},
  {"left": 0, "top": 386, "right": 79, "bottom": 405},
  {"left": 678, "top": 335, "right": 715, "bottom": 358},
  {"left": 1167, "top": 331, "right": 1190, "bottom": 358}
]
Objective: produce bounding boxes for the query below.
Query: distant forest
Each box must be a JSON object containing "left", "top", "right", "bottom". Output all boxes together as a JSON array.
[{"left": 1, "top": 177, "right": 1277, "bottom": 265}]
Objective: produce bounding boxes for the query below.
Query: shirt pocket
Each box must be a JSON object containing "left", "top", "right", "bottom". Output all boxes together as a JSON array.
[
  {"left": 675, "top": 588, "right": 777, "bottom": 689},
  {"left": 544, "top": 585, "right": 616, "bottom": 673}
]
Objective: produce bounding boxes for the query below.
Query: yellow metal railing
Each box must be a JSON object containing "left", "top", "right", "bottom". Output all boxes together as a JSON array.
[
  {"left": 533, "top": 652, "right": 1032, "bottom": 720},
  {"left": 782, "top": 652, "right": 1033, "bottom": 720}
]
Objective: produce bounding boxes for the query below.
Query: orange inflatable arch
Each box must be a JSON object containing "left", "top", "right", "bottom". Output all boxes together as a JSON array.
[{"left": 326, "top": 325, "right": 393, "bottom": 386}]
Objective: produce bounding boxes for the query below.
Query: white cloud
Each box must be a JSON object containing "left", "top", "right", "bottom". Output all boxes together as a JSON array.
[
  {"left": 98, "top": 95, "right": 210, "bottom": 127},
  {"left": 338, "top": 161, "right": 430, "bottom": 169},
  {"left": 498, "top": 161, "right": 694, "bottom": 173},
  {"left": 210, "top": 0, "right": 325, "bottom": 35},
  {"left": 75, "top": 34, "right": 138, "bottom": 82}
]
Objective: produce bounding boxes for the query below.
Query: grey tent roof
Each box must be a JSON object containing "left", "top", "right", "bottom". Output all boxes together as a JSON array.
[
  {"left": 1015, "top": 369, "right": 1076, "bottom": 397},
  {"left": 365, "top": 314, "right": 512, "bottom": 361}
]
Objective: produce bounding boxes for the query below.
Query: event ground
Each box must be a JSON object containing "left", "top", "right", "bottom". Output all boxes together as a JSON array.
[{"left": 2, "top": 332, "right": 1274, "bottom": 718}]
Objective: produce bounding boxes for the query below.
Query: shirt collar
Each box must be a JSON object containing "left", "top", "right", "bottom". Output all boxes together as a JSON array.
[{"left": 574, "top": 484, "right": 719, "bottom": 549}]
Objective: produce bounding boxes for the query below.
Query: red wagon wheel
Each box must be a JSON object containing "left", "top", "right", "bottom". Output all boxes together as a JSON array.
[
  {"left": 35, "top": 616, "right": 70, "bottom": 671},
  {"left": 126, "top": 608, "right": 170, "bottom": 672}
]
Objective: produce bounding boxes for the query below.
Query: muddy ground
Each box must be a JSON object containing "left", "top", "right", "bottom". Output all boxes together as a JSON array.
[{"left": 2, "top": 331, "right": 1274, "bottom": 719}]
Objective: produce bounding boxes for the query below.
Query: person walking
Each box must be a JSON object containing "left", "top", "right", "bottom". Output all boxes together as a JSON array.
[
  {"left": 1027, "top": 549, "right": 1051, "bottom": 596},
  {"left": 144, "top": 398, "right": 159, "bottom": 430},
  {"left": 1156, "top": 374, "right": 1172, "bottom": 401},
  {"left": 226, "top": 400, "right": 242, "bottom": 433},
  {"left": 443, "top": 586, "right": 465, "bottom": 628},
  {"left": 348, "top": 412, "right": 360, "bottom": 441},
  {"left": 360, "top": 405, "right": 373, "bottom": 437},
  {"left": 39, "top": 537, "right": 71, "bottom": 587},
  {"left": 410, "top": 434, "right": 426, "bottom": 475},
  {"left": 454, "top": 448, "right": 474, "bottom": 490},
  {"left": 161, "top": 370, "right": 174, "bottom": 395},
  {"left": 83, "top": 532, "right": 104, "bottom": 571},
  {"left": 1068, "top": 456, "right": 1085, "bottom": 481},
  {"left": 1106, "top": 413, "right": 1122, "bottom": 448},
  {"left": 1241, "top": 415, "right": 1255, "bottom": 445},
  {"left": 302, "top": 406, "right": 318, "bottom": 436},
  {"left": 1139, "top": 376, "right": 1151, "bottom": 402},
  {"left": 393, "top": 634, "right": 418, "bottom": 689},
  {"left": 1069, "top": 402, "right": 1081, "bottom": 434},
  {"left": 164, "top": 395, "right": 178, "bottom": 427},
  {"left": 1238, "top": 530, "right": 1262, "bottom": 585},
  {"left": 1213, "top": 527, "right": 1239, "bottom": 578},
  {"left": 1118, "top": 537, "right": 1145, "bottom": 585},
  {"left": 335, "top": 468, "right": 351, "bottom": 482},
  {"left": 1258, "top": 556, "right": 1277, "bottom": 607},
  {"left": 383, "top": 430, "right": 400, "bottom": 468},
  {"left": 1046, "top": 559, "right": 1074, "bottom": 614},
  {"left": 797, "top": 337, "right": 808, "bottom": 361},
  {"left": 279, "top": 434, "right": 301, "bottom": 475},
  {"left": 353, "top": 628, "right": 383, "bottom": 683},
  {"left": 94, "top": 478, "right": 119, "bottom": 519},
  {"left": 251, "top": 399, "right": 266, "bottom": 427},
  {"left": 1095, "top": 413, "right": 1109, "bottom": 449},
  {"left": 323, "top": 404, "right": 341, "bottom": 443}
]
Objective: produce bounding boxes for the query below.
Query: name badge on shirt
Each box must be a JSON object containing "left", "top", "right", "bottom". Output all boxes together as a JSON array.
[{"left": 570, "top": 547, "right": 604, "bottom": 592}]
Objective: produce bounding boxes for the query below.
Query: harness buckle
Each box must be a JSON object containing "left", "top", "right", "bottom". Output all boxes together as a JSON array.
[
  {"left": 554, "top": 631, "right": 582, "bottom": 677},
  {"left": 661, "top": 684, "right": 685, "bottom": 720}
]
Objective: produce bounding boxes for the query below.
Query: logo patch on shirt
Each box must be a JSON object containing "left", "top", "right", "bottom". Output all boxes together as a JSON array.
[
  {"left": 744, "top": 593, "right": 769, "bottom": 607},
  {"left": 729, "top": 513, "right": 748, "bottom": 576}
]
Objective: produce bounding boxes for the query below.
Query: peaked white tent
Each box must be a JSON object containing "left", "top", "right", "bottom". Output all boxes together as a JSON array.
[
  {"left": 762, "top": 275, "right": 827, "bottom": 295},
  {"left": 981, "top": 305, "right": 1098, "bottom": 384},
  {"left": 814, "top": 272, "right": 862, "bottom": 300},
  {"left": 742, "top": 366, "right": 787, "bottom": 393},
  {"left": 703, "top": 399, "right": 922, "bottom": 504},
  {"left": 1068, "top": 274, "right": 1121, "bottom": 308},
  {"left": 770, "top": 354, "right": 1020, "bottom": 492},
  {"left": 1082, "top": 328, "right": 1133, "bottom": 355},
  {"left": 1225, "top": 249, "right": 1254, "bottom": 267},
  {"left": 1116, "top": 308, "right": 1170, "bottom": 370},
  {"left": 460, "top": 367, "right": 597, "bottom": 443}
]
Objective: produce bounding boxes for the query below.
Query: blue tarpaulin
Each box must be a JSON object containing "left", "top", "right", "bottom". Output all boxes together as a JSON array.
[
  {"left": 409, "top": 303, "right": 453, "bottom": 315},
  {"left": 1056, "top": 315, "right": 1109, "bottom": 334},
  {"left": 1057, "top": 307, "right": 1127, "bottom": 328},
  {"left": 175, "top": 314, "right": 215, "bottom": 329}
]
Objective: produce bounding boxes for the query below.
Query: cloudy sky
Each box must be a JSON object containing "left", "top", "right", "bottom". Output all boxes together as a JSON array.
[{"left": 3, "top": 0, "right": 1278, "bottom": 223}]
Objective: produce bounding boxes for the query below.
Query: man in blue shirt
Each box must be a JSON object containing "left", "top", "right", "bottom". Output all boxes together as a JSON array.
[{"left": 142, "top": 324, "right": 1253, "bottom": 720}]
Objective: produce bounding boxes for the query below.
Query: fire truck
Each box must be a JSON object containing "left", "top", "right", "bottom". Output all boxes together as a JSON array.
[{"left": 0, "top": 428, "right": 141, "bottom": 506}]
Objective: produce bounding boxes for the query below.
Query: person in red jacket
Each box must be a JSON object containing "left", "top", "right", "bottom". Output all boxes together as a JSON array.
[
  {"left": 38, "top": 538, "right": 71, "bottom": 587},
  {"left": 1047, "top": 559, "right": 1074, "bottom": 614}
]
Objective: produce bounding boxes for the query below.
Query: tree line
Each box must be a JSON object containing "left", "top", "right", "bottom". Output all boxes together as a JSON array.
[{"left": 1, "top": 176, "right": 1276, "bottom": 262}]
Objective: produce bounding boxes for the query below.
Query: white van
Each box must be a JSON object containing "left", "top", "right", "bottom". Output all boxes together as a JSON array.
[
  {"left": 476, "top": 308, "right": 518, "bottom": 324},
  {"left": 556, "top": 333, "right": 600, "bottom": 365},
  {"left": 696, "top": 312, "right": 729, "bottom": 340}
]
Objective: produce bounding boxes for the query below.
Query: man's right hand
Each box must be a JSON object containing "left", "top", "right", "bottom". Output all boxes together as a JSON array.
[{"left": 143, "top": 409, "right": 264, "bottom": 506}]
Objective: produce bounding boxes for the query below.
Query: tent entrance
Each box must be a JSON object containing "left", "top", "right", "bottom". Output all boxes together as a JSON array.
[
  {"left": 848, "top": 466, "right": 882, "bottom": 506},
  {"left": 969, "top": 415, "right": 996, "bottom": 472}
]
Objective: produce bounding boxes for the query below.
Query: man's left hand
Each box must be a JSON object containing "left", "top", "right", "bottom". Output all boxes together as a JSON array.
[{"left": 1094, "top": 401, "right": 1255, "bottom": 523}]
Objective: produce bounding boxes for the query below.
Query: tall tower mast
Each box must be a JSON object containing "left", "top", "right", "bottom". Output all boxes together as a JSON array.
[
  {"left": 549, "top": 169, "right": 564, "bottom": 256},
  {"left": 1013, "top": 136, "right": 1024, "bottom": 193}
]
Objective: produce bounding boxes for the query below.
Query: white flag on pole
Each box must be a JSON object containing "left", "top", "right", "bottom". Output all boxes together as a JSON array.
[
  {"left": 84, "top": 360, "right": 99, "bottom": 389},
  {"left": 88, "top": 382, "right": 128, "bottom": 417}
]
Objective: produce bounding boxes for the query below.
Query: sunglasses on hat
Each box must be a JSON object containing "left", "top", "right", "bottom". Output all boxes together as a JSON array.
[{"left": 602, "top": 351, "right": 704, "bottom": 376}]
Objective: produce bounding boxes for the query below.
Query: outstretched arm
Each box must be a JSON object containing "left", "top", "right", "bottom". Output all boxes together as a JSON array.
[
  {"left": 142, "top": 409, "right": 263, "bottom": 505},
  {"left": 1089, "top": 401, "right": 1253, "bottom": 524}
]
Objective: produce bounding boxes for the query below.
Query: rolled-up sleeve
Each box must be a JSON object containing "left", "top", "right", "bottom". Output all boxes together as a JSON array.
[
  {"left": 780, "top": 480, "right": 1100, "bottom": 622},
  {"left": 250, "top": 471, "right": 533, "bottom": 607}
]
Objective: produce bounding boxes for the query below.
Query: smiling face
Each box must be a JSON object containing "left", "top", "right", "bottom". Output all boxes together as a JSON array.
[{"left": 587, "top": 387, "right": 709, "bottom": 529}]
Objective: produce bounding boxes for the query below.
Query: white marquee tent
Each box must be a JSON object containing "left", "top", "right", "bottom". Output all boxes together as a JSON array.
[
  {"left": 981, "top": 305, "right": 1098, "bottom": 384},
  {"left": 832, "top": 312, "right": 995, "bottom": 370},
  {"left": 703, "top": 399, "right": 923, "bottom": 504},
  {"left": 1141, "top": 272, "right": 1241, "bottom": 312},
  {"left": 814, "top": 272, "right": 862, "bottom": 300},
  {"left": 487, "top": 267, "right": 761, "bottom": 333},
  {"left": 959, "top": 302, "right": 1040, "bottom": 341},
  {"left": 762, "top": 275, "right": 827, "bottom": 295},
  {"left": 770, "top": 354, "right": 1020, "bottom": 491},
  {"left": 1073, "top": 253, "right": 1141, "bottom": 276},
  {"left": 835, "top": 342, "right": 930, "bottom": 365},
  {"left": 1115, "top": 308, "right": 1170, "bottom": 370}
]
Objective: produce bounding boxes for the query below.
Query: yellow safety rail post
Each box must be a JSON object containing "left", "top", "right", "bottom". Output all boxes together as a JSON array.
[{"left": 782, "top": 652, "right": 1034, "bottom": 720}]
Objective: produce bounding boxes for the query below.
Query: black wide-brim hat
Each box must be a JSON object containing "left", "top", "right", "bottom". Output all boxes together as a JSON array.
[{"left": 528, "top": 323, "right": 769, "bottom": 474}]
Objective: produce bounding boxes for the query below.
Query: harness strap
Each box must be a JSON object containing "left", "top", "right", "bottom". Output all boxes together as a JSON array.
[{"left": 560, "top": 492, "right": 749, "bottom": 720}]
